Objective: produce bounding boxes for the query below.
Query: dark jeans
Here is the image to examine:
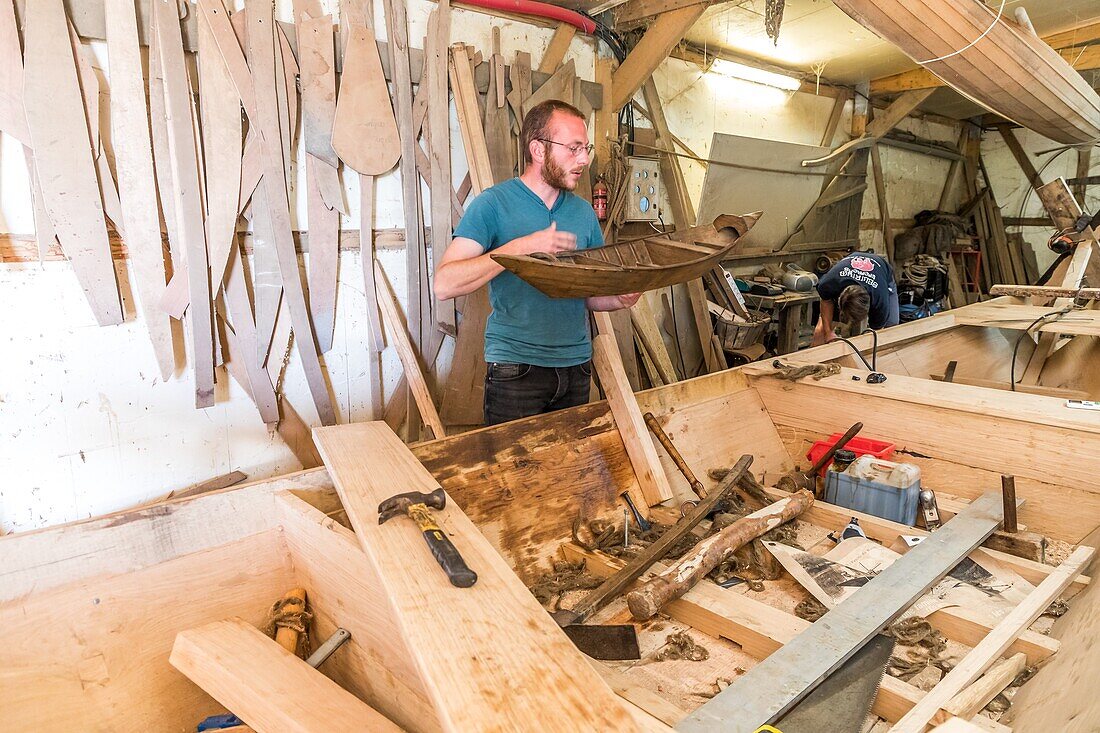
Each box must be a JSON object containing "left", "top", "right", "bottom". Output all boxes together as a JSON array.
[{"left": 483, "top": 361, "right": 593, "bottom": 426}]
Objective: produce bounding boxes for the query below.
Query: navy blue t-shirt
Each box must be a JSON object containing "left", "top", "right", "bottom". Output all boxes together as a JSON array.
[{"left": 815, "top": 253, "right": 899, "bottom": 329}]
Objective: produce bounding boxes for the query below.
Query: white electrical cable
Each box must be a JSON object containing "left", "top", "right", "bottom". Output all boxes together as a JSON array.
[{"left": 913, "top": 0, "right": 1007, "bottom": 64}]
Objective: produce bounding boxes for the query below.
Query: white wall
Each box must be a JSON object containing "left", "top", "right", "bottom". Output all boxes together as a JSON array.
[{"left": 0, "top": 0, "right": 598, "bottom": 532}]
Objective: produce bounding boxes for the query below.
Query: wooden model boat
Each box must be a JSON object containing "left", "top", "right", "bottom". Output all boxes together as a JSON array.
[
  {"left": 4, "top": 337, "right": 1097, "bottom": 731},
  {"left": 831, "top": 0, "right": 1100, "bottom": 144},
  {"left": 492, "top": 211, "right": 761, "bottom": 298}
]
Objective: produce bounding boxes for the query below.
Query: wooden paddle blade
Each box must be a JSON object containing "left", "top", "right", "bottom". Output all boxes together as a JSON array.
[{"left": 332, "top": 22, "right": 400, "bottom": 175}]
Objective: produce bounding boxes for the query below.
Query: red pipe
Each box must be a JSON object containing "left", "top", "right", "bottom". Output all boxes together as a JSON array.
[{"left": 458, "top": 0, "right": 598, "bottom": 34}]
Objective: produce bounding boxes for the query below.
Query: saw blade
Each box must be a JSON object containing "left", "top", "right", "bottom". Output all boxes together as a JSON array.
[{"left": 770, "top": 633, "right": 895, "bottom": 733}]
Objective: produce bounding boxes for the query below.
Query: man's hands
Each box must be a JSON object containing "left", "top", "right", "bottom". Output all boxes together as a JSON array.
[
  {"left": 811, "top": 320, "right": 838, "bottom": 347},
  {"left": 501, "top": 221, "right": 577, "bottom": 257},
  {"left": 586, "top": 292, "right": 642, "bottom": 312}
]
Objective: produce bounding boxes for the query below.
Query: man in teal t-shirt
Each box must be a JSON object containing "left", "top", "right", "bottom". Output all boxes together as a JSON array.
[{"left": 434, "top": 100, "right": 639, "bottom": 425}]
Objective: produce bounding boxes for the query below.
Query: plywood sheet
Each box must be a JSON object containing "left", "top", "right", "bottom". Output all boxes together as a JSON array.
[{"left": 696, "top": 133, "right": 831, "bottom": 249}]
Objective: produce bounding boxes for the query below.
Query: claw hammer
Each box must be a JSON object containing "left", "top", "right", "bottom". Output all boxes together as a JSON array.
[{"left": 378, "top": 488, "right": 478, "bottom": 588}]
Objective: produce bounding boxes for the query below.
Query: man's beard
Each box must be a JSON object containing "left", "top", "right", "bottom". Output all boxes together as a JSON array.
[{"left": 542, "top": 153, "right": 576, "bottom": 191}]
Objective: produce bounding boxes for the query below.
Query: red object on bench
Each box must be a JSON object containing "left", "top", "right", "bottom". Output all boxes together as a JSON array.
[{"left": 806, "top": 434, "right": 896, "bottom": 476}]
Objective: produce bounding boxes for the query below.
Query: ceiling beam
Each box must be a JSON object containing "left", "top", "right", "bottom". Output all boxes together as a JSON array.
[
  {"left": 613, "top": 0, "right": 712, "bottom": 28},
  {"left": 872, "top": 30, "right": 1100, "bottom": 95},
  {"left": 610, "top": 3, "right": 706, "bottom": 110}
]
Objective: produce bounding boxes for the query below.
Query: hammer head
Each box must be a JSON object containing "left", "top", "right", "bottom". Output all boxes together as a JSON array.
[{"left": 377, "top": 487, "right": 447, "bottom": 525}]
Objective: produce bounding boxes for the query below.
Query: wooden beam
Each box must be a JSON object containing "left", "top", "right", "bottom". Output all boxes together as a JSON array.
[
  {"left": 952, "top": 303, "right": 1100, "bottom": 337},
  {"left": 996, "top": 125, "right": 1044, "bottom": 193},
  {"left": 890, "top": 546, "right": 1095, "bottom": 732},
  {"left": 1075, "top": 147, "right": 1093, "bottom": 203},
  {"left": 170, "top": 618, "right": 401, "bottom": 732},
  {"left": 311, "top": 422, "right": 646, "bottom": 732},
  {"left": 929, "top": 372, "right": 1090, "bottom": 401},
  {"left": 374, "top": 261, "right": 447, "bottom": 440},
  {"left": 871, "top": 144, "right": 895, "bottom": 262},
  {"left": 610, "top": 4, "right": 706, "bottom": 111},
  {"left": 990, "top": 285, "right": 1100, "bottom": 300},
  {"left": 592, "top": 330, "right": 674, "bottom": 507},
  {"left": 613, "top": 0, "right": 709, "bottom": 27},
  {"left": 537, "top": 22, "right": 575, "bottom": 74}
]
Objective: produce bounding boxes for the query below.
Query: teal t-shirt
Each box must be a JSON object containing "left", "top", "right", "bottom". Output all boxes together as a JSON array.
[{"left": 453, "top": 178, "right": 604, "bottom": 367}]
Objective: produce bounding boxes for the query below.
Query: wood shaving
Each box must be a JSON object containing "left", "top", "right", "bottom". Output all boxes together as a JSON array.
[{"left": 654, "top": 631, "right": 709, "bottom": 662}]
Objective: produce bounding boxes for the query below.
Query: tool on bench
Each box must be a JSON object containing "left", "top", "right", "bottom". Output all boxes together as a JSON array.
[
  {"left": 378, "top": 488, "right": 478, "bottom": 588},
  {"left": 768, "top": 634, "right": 895, "bottom": 733},
  {"left": 919, "top": 489, "right": 942, "bottom": 530},
  {"left": 197, "top": 627, "right": 352, "bottom": 731},
  {"left": 776, "top": 422, "right": 863, "bottom": 496},
  {"left": 554, "top": 455, "right": 754, "bottom": 660},
  {"left": 620, "top": 491, "right": 651, "bottom": 532},
  {"left": 643, "top": 411, "right": 706, "bottom": 498}
]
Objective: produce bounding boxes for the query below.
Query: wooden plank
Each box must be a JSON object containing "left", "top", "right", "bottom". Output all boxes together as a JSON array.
[
  {"left": 632, "top": 295, "right": 679, "bottom": 384},
  {"left": 484, "top": 27, "right": 515, "bottom": 185},
  {"left": 383, "top": 0, "right": 429, "bottom": 437},
  {"left": 610, "top": 4, "right": 706, "bottom": 111},
  {"left": 680, "top": 492, "right": 1006, "bottom": 733},
  {"left": 104, "top": 0, "right": 174, "bottom": 379},
  {"left": 538, "top": 22, "right": 576, "bottom": 74},
  {"left": 943, "top": 653, "right": 1026, "bottom": 719},
  {"left": 890, "top": 545, "right": 1095, "bottom": 732},
  {"left": 299, "top": 15, "right": 341, "bottom": 353},
  {"left": 952, "top": 303, "right": 1100, "bottom": 337},
  {"left": 311, "top": 422, "right": 646, "bottom": 732},
  {"left": 592, "top": 331, "right": 674, "bottom": 506},
  {"left": 23, "top": 0, "right": 122, "bottom": 326},
  {"left": 1075, "top": 147, "right": 1092, "bottom": 203},
  {"left": 990, "top": 285, "right": 1100, "bottom": 299},
  {"left": 196, "top": 0, "right": 256, "bottom": 118},
  {"left": 821, "top": 92, "right": 847, "bottom": 147},
  {"left": 247, "top": 0, "right": 336, "bottom": 425},
  {"left": 522, "top": 58, "right": 576, "bottom": 119},
  {"left": 153, "top": 0, "right": 215, "bottom": 407},
  {"left": 375, "top": 261, "right": 446, "bottom": 440},
  {"left": 170, "top": 618, "right": 401, "bottom": 732},
  {"left": 221, "top": 243, "right": 280, "bottom": 424},
  {"left": 426, "top": 3, "right": 454, "bottom": 333},
  {"left": 871, "top": 143, "right": 895, "bottom": 263}
]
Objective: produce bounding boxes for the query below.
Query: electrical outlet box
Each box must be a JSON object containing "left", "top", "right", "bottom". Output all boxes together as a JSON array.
[{"left": 624, "top": 156, "right": 660, "bottom": 222}]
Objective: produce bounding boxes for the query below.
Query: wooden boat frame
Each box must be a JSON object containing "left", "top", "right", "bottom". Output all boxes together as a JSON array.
[
  {"left": 491, "top": 212, "right": 761, "bottom": 298},
  {"left": 4, "top": 330, "right": 1098, "bottom": 731},
  {"left": 831, "top": 0, "right": 1100, "bottom": 145}
]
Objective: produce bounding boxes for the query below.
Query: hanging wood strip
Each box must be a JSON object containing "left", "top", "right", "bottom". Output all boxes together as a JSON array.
[
  {"left": 154, "top": 0, "right": 215, "bottom": 408},
  {"left": 426, "top": 4, "right": 454, "bottom": 332},
  {"left": 105, "top": 0, "right": 175, "bottom": 380},
  {"left": 306, "top": 155, "right": 341, "bottom": 354},
  {"left": 298, "top": 14, "right": 341, "bottom": 354},
  {"left": 23, "top": 0, "right": 123, "bottom": 326},
  {"left": 484, "top": 27, "right": 515, "bottom": 185},
  {"left": 221, "top": 242, "right": 280, "bottom": 424},
  {"left": 331, "top": 18, "right": 400, "bottom": 176},
  {"left": 24, "top": 149, "right": 59, "bottom": 262},
  {"left": 383, "top": 0, "right": 429, "bottom": 437},
  {"left": 522, "top": 59, "right": 576, "bottom": 120},
  {"left": 195, "top": 0, "right": 257, "bottom": 119},
  {"left": 0, "top": 0, "right": 30, "bottom": 145},
  {"left": 299, "top": 13, "right": 339, "bottom": 169},
  {"left": 276, "top": 24, "right": 299, "bottom": 180},
  {"left": 506, "top": 50, "right": 532, "bottom": 136},
  {"left": 375, "top": 261, "right": 446, "bottom": 439},
  {"left": 147, "top": 22, "right": 179, "bottom": 263},
  {"left": 440, "top": 43, "right": 495, "bottom": 427},
  {"left": 246, "top": 0, "right": 337, "bottom": 425}
]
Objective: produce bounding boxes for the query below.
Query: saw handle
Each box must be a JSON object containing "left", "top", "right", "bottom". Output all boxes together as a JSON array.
[
  {"left": 809, "top": 421, "right": 863, "bottom": 474},
  {"left": 408, "top": 504, "right": 478, "bottom": 588}
]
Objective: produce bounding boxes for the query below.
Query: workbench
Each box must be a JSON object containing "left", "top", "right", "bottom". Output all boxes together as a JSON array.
[{"left": 744, "top": 290, "right": 820, "bottom": 355}]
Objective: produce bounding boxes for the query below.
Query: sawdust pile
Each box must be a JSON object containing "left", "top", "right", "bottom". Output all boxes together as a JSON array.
[
  {"left": 529, "top": 560, "right": 603, "bottom": 606},
  {"left": 795, "top": 597, "right": 828, "bottom": 621},
  {"left": 654, "top": 631, "right": 710, "bottom": 662},
  {"left": 885, "top": 617, "right": 948, "bottom": 681}
]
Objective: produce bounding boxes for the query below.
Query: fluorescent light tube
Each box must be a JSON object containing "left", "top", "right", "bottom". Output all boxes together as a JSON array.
[{"left": 710, "top": 58, "right": 802, "bottom": 91}]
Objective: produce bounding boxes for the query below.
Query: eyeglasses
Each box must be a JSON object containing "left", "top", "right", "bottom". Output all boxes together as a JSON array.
[{"left": 537, "top": 139, "right": 595, "bottom": 157}]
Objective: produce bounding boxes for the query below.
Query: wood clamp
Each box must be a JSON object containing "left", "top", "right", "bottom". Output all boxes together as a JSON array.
[{"left": 378, "top": 488, "right": 478, "bottom": 588}]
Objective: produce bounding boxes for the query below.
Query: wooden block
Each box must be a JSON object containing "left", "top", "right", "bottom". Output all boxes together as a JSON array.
[
  {"left": 104, "top": 0, "right": 174, "bottom": 379},
  {"left": 311, "top": 422, "right": 645, "bottom": 732},
  {"left": 891, "top": 545, "right": 1095, "bottom": 732},
  {"left": 375, "top": 261, "right": 446, "bottom": 440},
  {"left": 24, "top": 0, "right": 122, "bottom": 326},
  {"left": 170, "top": 618, "right": 400, "bottom": 732},
  {"left": 593, "top": 332, "right": 675, "bottom": 506}
]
